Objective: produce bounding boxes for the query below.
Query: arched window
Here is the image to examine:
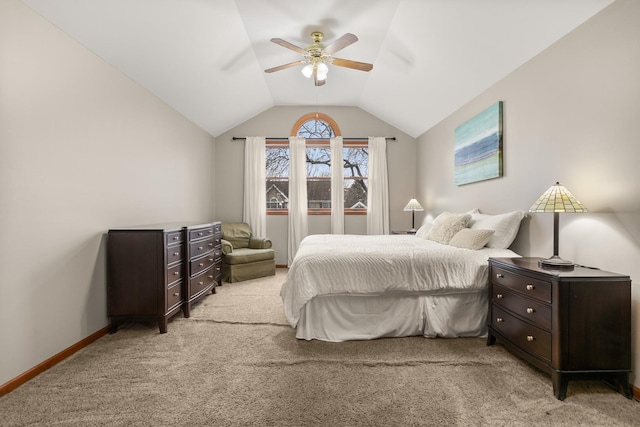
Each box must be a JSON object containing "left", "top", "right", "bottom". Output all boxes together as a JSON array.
[
  {"left": 291, "top": 113, "right": 340, "bottom": 139},
  {"left": 265, "top": 113, "right": 367, "bottom": 215}
]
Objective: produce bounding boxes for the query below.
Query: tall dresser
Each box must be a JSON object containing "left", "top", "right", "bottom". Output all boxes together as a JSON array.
[
  {"left": 107, "top": 224, "right": 185, "bottom": 334},
  {"left": 487, "top": 257, "right": 631, "bottom": 400},
  {"left": 184, "top": 222, "right": 222, "bottom": 317}
]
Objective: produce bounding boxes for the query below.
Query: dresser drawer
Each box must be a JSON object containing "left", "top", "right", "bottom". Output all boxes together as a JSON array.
[
  {"left": 492, "top": 284, "right": 551, "bottom": 330},
  {"left": 166, "top": 262, "right": 184, "bottom": 286},
  {"left": 190, "top": 270, "right": 216, "bottom": 295},
  {"left": 492, "top": 306, "right": 551, "bottom": 363},
  {"left": 492, "top": 266, "right": 551, "bottom": 303},
  {"left": 166, "top": 282, "right": 182, "bottom": 311},
  {"left": 189, "top": 237, "right": 215, "bottom": 258},
  {"left": 166, "top": 245, "right": 183, "bottom": 266},
  {"left": 190, "top": 255, "right": 216, "bottom": 277},
  {"left": 189, "top": 226, "right": 215, "bottom": 241},
  {"left": 213, "top": 222, "right": 221, "bottom": 235},
  {"left": 166, "top": 231, "right": 183, "bottom": 245}
]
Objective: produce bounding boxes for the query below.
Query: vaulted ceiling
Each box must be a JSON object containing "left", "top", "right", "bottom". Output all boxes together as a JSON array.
[{"left": 21, "top": 0, "right": 614, "bottom": 138}]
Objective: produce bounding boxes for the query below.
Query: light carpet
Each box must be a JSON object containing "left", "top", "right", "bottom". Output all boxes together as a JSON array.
[{"left": 1, "top": 269, "right": 638, "bottom": 426}]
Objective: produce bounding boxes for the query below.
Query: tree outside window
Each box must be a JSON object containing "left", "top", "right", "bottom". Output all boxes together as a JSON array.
[{"left": 266, "top": 113, "right": 368, "bottom": 214}]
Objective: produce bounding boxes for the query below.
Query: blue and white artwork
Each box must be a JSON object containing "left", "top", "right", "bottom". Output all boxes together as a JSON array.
[{"left": 454, "top": 101, "right": 503, "bottom": 186}]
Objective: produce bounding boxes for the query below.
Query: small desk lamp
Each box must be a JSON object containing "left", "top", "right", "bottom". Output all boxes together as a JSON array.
[
  {"left": 403, "top": 198, "right": 424, "bottom": 233},
  {"left": 529, "top": 182, "right": 587, "bottom": 267}
]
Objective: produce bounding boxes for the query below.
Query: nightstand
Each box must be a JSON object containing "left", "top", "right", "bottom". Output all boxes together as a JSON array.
[{"left": 487, "top": 257, "right": 631, "bottom": 400}]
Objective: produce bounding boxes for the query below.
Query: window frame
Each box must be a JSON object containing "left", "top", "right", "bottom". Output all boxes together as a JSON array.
[{"left": 265, "top": 113, "right": 368, "bottom": 216}]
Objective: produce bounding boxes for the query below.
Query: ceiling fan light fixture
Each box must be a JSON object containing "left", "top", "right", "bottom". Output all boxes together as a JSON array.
[
  {"left": 317, "top": 62, "right": 329, "bottom": 75},
  {"left": 301, "top": 63, "right": 314, "bottom": 78}
]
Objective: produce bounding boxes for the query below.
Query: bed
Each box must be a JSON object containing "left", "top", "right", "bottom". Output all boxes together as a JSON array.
[{"left": 280, "top": 210, "right": 524, "bottom": 342}]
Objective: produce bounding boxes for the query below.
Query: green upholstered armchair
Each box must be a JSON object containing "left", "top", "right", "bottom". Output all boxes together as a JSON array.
[{"left": 220, "top": 222, "right": 276, "bottom": 283}]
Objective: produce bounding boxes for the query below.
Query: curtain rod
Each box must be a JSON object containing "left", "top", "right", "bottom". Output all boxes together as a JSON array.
[{"left": 232, "top": 137, "right": 396, "bottom": 141}]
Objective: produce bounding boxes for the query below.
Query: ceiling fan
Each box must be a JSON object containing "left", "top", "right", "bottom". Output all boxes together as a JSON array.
[{"left": 264, "top": 31, "right": 373, "bottom": 86}]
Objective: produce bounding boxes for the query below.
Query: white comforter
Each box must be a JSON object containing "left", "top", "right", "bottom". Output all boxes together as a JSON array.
[{"left": 281, "top": 234, "right": 519, "bottom": 327}]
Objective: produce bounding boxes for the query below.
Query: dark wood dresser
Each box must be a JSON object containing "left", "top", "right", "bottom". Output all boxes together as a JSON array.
[
  {"left": 107, "top": 224, "right": 186, "bottom": 334},
  {"left": 487, "top": 257, "right": 631, "bottom": 400},
  {"left": 107, "top": 221, "right": 221, "bottom": 333},
  {"left": 184, "top": 222, "right": 222, "bottom": 317}
]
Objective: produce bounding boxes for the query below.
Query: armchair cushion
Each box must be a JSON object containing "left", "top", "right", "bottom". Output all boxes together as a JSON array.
[
  {"left": 221, "top": 222, "right": 251, "bottom": 249},
  {"left": 224, "top": 248, "right": 274, "bottom": 265}
]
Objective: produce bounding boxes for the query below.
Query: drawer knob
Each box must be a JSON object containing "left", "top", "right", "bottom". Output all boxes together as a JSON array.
[
  {"left": 198, "top": 246, "right": 204, "bottom": 250},
  {"left": 209, "top": 243, "right": 214, "bottom": 247},
  {"left": 496, "top": 317, "right": 504, "bottom": 323},
  {"left": 496, "top": 273, "right": 504, "bottom": 279},
  {"left": 173, "top": 252, "right": 179, "bottom": 256},
  {"left": 526, "top": 307, "right": 535, "bottom": 314},
  {"left": 173, "top": 271, "right": 179, "bottom": 276},
  {"left": 173, "top": 292, "right": 179, "bottom": 297},
  {"left": 198, "top": 232, "right": 204, "bottom": 236},
  {"left": 526, "top": 284, "right": 535, "bottom": 291},
  {"left": 209, "top": 275, "right": 214, "bottom": 279},
  {"left": 199, "top": 262, "right": 204, "bottom": 266},
  {"left": 496, "top": 294, "right": 503, "bottom": 299},
  {"left": 198, "top": 281, "right": 204, "bottom": 285},
  {"left": 526, "top": 335, "right": 535, "bottom": 342},
  {"left": 173, "top": 236, "right": 179, "bottom": 240}
]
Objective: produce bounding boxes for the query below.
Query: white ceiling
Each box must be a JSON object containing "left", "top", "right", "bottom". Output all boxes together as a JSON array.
[{"left": 21, "top": 0, "right": 614, "bottom": 138}]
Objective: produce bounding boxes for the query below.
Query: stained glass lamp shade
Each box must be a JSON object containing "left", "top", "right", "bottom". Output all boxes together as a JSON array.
[
  {"left": 529, "top": 182, "right": 587, "bottom": 267},
  {"left": 403, "top": 198, "right": 424, "bottom": 232}
]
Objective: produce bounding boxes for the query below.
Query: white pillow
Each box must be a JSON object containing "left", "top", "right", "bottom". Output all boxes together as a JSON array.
[
  {"left": 449, "top": 228, "right": 495, "bottom": 250},
  {"left": 469, "top": 210, "right": 525, "bottom": 249},
  {"left": 426, "top": 212, "right": 471, "bottom": 245},
  {"left": 414, "top": 222, "right": 432, "bottom": 239}
]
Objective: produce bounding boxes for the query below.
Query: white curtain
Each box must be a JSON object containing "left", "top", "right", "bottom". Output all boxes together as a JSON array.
[
  {"left": 330, "top": 137, "right": 344, "bottom": 234},
  {"left": 242, "top": 136, "right": 266, "bottom": 237},
  {"left": 287, "top": 137, "right": 308, "bottom": 266},
  {"left": 366, "top": 137, "right": 389, "bottom": 235}
]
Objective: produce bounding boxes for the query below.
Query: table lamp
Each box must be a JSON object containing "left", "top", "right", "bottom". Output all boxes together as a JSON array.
[
  {"left": 529, "top": 182, "right": 587, "bottom": 267},
  {"left": 403, "top": 198, "right": 424, "bottom": 233}
]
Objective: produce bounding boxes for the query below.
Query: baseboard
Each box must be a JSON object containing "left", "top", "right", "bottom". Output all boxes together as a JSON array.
[
  {"left": 0, "top": 326, "right": 109, "bottom": 398},
  {"left": 276, "top": 264, "right": 288, "bottom": 269},
  {"left": 634, "top": 384, "right": 640, "bottom": 401}
]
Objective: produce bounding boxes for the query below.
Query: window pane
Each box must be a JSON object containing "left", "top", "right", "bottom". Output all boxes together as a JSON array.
[
  {"left": 297, "top": 119, "right": 335, "bottom": 139},
  {"left": 345, "top": 178, "right": 367, "bottom": 209},
  {"left": 343, "top": 147, "right": 368, "bottom": 178},
  {"left": 266, "top": 147, "right": 289, "bottom": 178},
  {"left": 307, "top": 177, "right": 331, "bottom": 209},
  {"left": 306, "top": 147, "right": 331, "bottom": 177},
  {"left": 266, "top": 178, "right": 288, "bottom": 209}
]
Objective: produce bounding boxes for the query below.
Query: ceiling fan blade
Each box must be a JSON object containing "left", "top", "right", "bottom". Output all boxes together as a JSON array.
[
  {"left": 264, "top": 60, "right": 306, "bottom": 73},
  {"left": 270, "top": 38, "right": 307, "bottom": 55},
  {"left": 324, "top": 33, "right": 358, "bottom": 55},
  {"left": 331, "top": 58, "right": 373, "bottom": 72}
]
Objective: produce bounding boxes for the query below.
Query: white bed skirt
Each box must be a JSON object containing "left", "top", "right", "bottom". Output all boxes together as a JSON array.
[{"left": 295, "top": 291, "right": 488, "bottom": 342}]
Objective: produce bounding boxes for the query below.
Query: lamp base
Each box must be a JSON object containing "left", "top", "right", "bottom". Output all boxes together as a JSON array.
[{"left": 539, "top": 255, "right": 575, "bottom": 270}]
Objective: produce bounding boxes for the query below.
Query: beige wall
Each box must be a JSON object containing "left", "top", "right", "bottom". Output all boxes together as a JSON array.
[
  {"left": 416, "top": 0, "right": 640, "bottom": 388},
  {"left": 0, "top": 1, "right": 215, "bottom": 385},
  {"left": 214, "top": 106, "right": 417, "bottom": 266}
]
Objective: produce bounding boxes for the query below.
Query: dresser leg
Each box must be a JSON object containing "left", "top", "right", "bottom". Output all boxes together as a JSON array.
[
  {"left": 108, "top": 320, "right": 118, "bottom": 334},
  {"left": 552, "top": 372, "right": 568, "bottom": 400},
  {"left": 183, "top": 303, "right": 191, "bottom": 318},
  {"left": 486, "top": 333, "right": 496, "bottom": 346},
  {"left": 159, "top": 317, "right": 168, "bottom": 334}
]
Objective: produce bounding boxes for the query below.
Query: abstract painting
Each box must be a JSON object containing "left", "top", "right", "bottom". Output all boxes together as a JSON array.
[{"left": 454, "top": 101, "right": 503, "bottom": 185}]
